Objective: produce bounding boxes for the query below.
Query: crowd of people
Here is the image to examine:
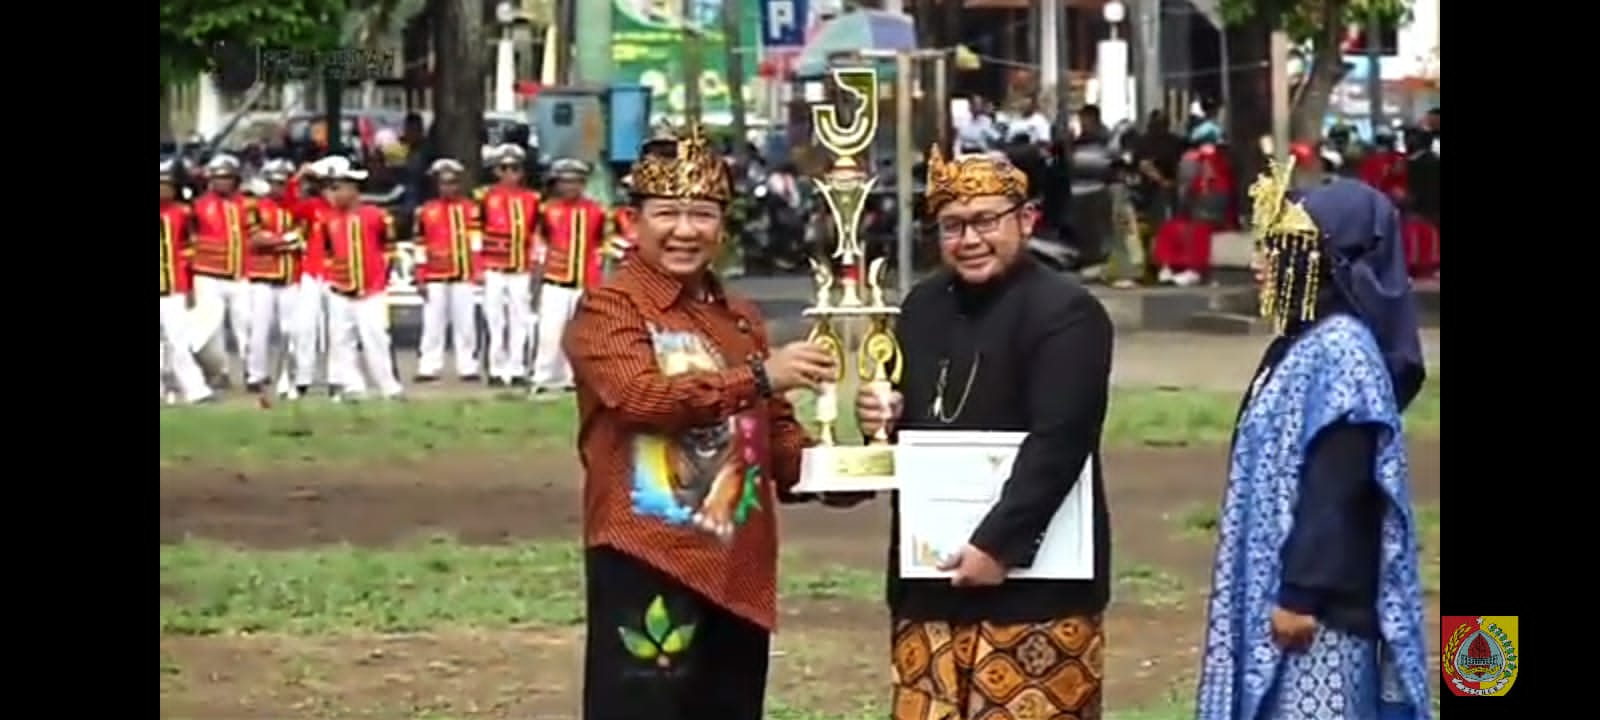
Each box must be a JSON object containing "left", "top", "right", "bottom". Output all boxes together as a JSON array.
[
  {"left": 956, "top": 99, "right": 1442, "bottom": 288},
  {"left": 159, "top": 142, "right": 629, "bottom": 405},
  {"left": 162, "top": 114, "right": 1440, "bottom": 719}
]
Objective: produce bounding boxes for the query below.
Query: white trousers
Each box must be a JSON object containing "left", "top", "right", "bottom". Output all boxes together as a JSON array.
[
  {"left": 418, "top": 281, "right": 481, "bottom": 377},
  {"left": 531, "top": 284, "right": 583, "bottom": 388},
  {"left": 159, "top": 295, "right": 213, "bottom": 403},
  {"left": 246, "top": 282, "right": 299, "bottom": 385},
  {"left": 482, "top": 270, "right": 532, "bottom": 381},
  {"left": 326, "top": 293, "right": 404, "bottom": 398},
  {"left": 191, "top": 275, "right": 252, "bottom": 377},
  {"left": 291, "top": 275, "right": 327, "bottom": 387}
]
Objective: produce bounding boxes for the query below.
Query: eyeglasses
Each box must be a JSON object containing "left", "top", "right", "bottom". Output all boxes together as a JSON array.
[{"left": 934, "top": 202, "right": 1025, "bottom": 240}]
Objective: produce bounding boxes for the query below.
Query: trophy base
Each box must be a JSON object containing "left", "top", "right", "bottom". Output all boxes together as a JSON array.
[{"left": 794, "top": 445, "right": 898, "bottom": 493}]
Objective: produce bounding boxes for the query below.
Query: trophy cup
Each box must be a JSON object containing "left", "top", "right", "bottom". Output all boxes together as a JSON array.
[{"left": 793, "top": 67, "right": 905, "bottom": 493}]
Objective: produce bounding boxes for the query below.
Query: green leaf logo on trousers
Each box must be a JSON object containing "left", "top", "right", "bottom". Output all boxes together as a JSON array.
[{"left": 617, "top": 595, "right": 696, "bottom": 668}]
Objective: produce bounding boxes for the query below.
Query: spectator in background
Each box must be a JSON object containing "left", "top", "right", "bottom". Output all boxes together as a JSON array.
[
  {"left": 401, "top": 113, "right": 432, "bottom": 204},
  {"left": 1357, "top": 129, "right": 1407, "bottom": 204},
  {"left": 955, "top": 96, "right": 1001, "bottom": 153},
  {"left": 997, "top": 97, "right": 1052, "bottom": 146},
  {"left": 1066, "top": 104, "right": 1115, "bottom": 278},
  {"left": 1152, "top": 123, "right": 1235, "bottom": 286},
  {"left": 1132, "top": 110, "right": 1184, "bottom": 278}
]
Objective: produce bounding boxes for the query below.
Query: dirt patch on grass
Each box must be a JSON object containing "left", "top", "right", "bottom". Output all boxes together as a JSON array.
[{"left": 160, "top": 440, "right": 1441, "bottom": 716}]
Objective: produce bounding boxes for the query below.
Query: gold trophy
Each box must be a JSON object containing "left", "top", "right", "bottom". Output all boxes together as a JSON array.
[{"left": 794, "top": 67, "right": 905, "bottom": 493}]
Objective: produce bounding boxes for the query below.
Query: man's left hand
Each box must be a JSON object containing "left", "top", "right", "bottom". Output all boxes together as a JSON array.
[{"left": 938, "top": 544, "right": 1007, "bottom": 587}]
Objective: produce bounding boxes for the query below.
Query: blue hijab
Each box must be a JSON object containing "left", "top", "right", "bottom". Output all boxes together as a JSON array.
[{"left": 1300, "top": 180, "right": 1426, "bottom": 409}]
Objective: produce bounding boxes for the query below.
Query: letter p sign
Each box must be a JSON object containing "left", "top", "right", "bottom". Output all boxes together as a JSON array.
[{"left": 763, "top": 0, "right": 803, "bottom": 48}]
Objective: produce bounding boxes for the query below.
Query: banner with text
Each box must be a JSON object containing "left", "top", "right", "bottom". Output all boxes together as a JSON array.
[{"left": 611, "top": 0, "right": 763, "bottom": 119}]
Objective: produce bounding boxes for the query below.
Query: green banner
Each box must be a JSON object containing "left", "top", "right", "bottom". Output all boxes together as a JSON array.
[{"left": 611, "top": 0, "right": 762, "bottom": 118}]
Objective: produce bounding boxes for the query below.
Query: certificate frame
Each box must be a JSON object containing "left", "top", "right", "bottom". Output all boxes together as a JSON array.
[{"left": 895, "top": 430, "right": 1095, "bottom": 580}]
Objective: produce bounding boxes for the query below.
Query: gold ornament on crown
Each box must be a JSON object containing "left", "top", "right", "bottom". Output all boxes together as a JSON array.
[
  {"left": 1248, "top": 156, "right": 1322, "bottom": 334},
  {"left": 792, "top": 66, "right": 905, "bottom": 494},
  {"left": 627, "top": 125, "right": 733, "bottom": 203},
  {"left": 923, "top": 145, "right": 1030, "bottom": 213}
]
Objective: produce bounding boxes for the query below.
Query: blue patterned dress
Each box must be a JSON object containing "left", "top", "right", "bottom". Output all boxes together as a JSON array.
[{"left": 1194, "top": 314, "right": 1431, "bottom": 720}]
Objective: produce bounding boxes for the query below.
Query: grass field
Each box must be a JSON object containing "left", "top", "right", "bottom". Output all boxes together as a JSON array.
[
  {"left": 160, "top": 379, "right": 1441, "bottom": 719},
  {"left": 159, "top": 378, "right": 1440, "bottom": 467}
]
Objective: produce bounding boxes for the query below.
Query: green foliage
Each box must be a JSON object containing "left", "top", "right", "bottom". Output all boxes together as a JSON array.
[
  {"left": 1218, "top": 0, "right": 1412, "bottom": 45},
  {"left": 158, "top": 0, "right": 356, "bottom": 87}
]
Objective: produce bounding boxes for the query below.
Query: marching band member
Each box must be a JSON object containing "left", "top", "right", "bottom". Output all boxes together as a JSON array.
[
  {"left": 609, "top": 202, "right": 638, "bottom": 262},
  {"left": 313, "top": 158, "right": 405, "bottom": 401},
  {"left": 243, "top": 160, "right": 305, "bottom": 394},
  {"left": 478, "top": 144, "right": 542, "bottom": 387},
  {"left": 286, "top": 161, "right": 333, "bottom": 394},
  {"left": 413, "top": 158, "right": 484, "bottom": 382},
  {"left": 530, "top": 158, "right": 608, "bottom": 394},
  {"left": 189, "top": 154, "right": 257, "bottom": 384},
  {"left": 159, "top": 160, "right": 213, "bottom": 404}
]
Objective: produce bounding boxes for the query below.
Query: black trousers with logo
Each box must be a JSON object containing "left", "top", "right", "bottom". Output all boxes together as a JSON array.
[{"left": 582, "top": 546, "right": 770, "bottom": 720}]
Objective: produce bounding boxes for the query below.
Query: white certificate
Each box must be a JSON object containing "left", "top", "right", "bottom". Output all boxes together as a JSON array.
[{"left": 895, "top": 430, "right": 1095, "bottom": 580}]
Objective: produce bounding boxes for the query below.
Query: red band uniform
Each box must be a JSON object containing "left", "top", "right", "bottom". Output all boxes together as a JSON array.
[
  {"left": 312, "top": 157, "right": 405, "bottom": 399},
  {"left": 159, "top": 160, "right": 214, "bottom": 404},
  {"left": 188, "top": 153, "right": 257, "bottom": 376},
  {"left": 283, "top": 167, "right": 336, "bottom": 390},
  {"left": 477, "top": 143, "right": 542, "bottom": 385},
  {"left": 414, "top": 158, "right": 485, "bottom": 380},
  {"left": 242, "top": 160, "right": 307, "bottom": 390},
  {"left": 531, "top": 158, "right": 609, "bottom": 392}
]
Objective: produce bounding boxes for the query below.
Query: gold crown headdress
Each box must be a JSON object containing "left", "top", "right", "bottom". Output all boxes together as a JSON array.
[
  {"left": 1248, "top": 156, "right": 1324, "bottom": 333},
  {"left": 923, "top": 145, "right": 1029, "bottom": 213},
  {"left": 628, "top": 126, "right": 732, "bottom": 203}
]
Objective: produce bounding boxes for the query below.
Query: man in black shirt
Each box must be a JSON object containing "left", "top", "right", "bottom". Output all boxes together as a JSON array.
[{"left": 856, "top": 147, "right": 1114, "bottom": 720}]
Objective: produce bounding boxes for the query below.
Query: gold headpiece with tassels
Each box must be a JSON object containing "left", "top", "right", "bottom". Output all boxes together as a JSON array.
[
  {"left": 628, "top": 125, "right": 733, "bottom": 203},
  {"left": 923, "top": 145, "right": 1030, "bottom": 213},
  {"left": 1248, "top": 156, "right": 1324, "bottom": 333}
]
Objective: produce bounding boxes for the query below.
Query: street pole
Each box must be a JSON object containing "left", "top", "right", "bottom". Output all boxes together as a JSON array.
[
  {"left": 574, "top": 0, "right": 616, "bottom": 205},
  {"left": 1365, "top": 3, "right": 1384, "bottom": 135},
  {"left": 722, "top": 0, "right": 748, "bottom": 158},
  {"left": 1136, "top": 0, "right": 1162, "bottom": 120},
  {"left": 1269, "top": 30, "right": 1290, "bottom": 157},
  {"left": 1040, "top": 0, "right": 1062, "bottom": 122},
  {"left": 682, "top": 0, "right": 703, "bottom": 127},
  {"left": 894, "top": 52, "right": 915, "bottom": 299}
]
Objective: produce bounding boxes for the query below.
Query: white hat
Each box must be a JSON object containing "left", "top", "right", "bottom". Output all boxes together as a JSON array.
[
  {"left": 244, "top": 177, "right": 273, "bottom": 196},
  {"left": 428, "top": 158, "right": 466, "bottom": 176},
  {"left": 318, "top": 155, "right": 369, "bottom": 182},
  {"left": 160, "top": 158, "right": 178, "bottom": 181},
  {"left": 491, "top": 143, "right": 527, "bottom": 165},
  {"left": 205, "top": 154, "right": 242, "bottom": 177},
  {"left": 549, "top": 158, "right": 590, "bottom": 179},
  {"left": 261, "top": 159, "right": 294, "bottom": 181}
]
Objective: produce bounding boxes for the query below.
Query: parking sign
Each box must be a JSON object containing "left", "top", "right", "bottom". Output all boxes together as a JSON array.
[{"left": 760, "top": 0, "right": 807, "bottom": 50}]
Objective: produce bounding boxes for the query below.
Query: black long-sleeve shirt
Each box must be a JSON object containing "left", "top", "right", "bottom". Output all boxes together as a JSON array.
[
  {"left": 1277, "top": 421, "right": 1384, "bottom": 638},
  {"left": 887, "top": 259, "right": 1114, "bottom": 623}
]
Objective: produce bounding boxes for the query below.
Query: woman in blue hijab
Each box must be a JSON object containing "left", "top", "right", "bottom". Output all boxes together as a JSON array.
[{"left": 1194, "top": 170, "right": 1432, "bottom": 720}]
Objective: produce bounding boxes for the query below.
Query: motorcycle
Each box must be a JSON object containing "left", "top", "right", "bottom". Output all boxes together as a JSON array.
[{"left": 740, "top": 172, "right": 811, "bottom": 275}]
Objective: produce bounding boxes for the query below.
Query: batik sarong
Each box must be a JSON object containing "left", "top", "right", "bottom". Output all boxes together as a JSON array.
[{"left": 891, "top": 615, "right": 1104, "bottom": 720}]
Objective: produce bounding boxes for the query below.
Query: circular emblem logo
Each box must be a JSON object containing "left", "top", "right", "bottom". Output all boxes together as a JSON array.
[{"left": 1441, "top": 616, "right": 1519, "bottom": 697}]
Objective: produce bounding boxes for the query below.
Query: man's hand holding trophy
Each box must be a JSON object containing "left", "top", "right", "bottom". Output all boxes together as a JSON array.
[{"left": 789, "top": 66, "right": 907, "bottom": 494}]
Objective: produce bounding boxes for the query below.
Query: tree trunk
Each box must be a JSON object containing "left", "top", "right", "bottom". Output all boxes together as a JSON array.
[
  {"left": 1289, "top": 0, "right": 1348, "bottom": 143},
  {"left": 432, "top": 0, "right": 487, "bottom": 179}
]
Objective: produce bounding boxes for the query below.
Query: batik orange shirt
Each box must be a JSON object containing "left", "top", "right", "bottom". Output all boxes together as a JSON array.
[{"left": 564, "top": 259, "right": 810, "bottom": 632}]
